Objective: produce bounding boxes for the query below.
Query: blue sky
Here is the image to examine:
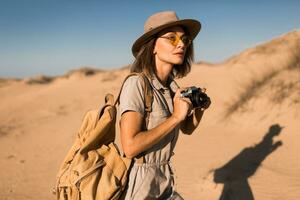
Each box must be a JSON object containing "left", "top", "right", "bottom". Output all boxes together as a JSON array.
[{"left": 0, "top": 0, "right": 299, "bottom": 78}]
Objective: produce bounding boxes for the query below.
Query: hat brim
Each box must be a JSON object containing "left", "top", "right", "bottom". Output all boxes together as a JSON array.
[{"left": 132, "top": 19, "right": 201, "bottom": 57}]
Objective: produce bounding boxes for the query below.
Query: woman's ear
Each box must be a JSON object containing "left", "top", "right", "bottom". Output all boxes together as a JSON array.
[
  {"left": 153, "top": 47, "right": 157, "bottom": 55},
  {"left": 153, "top": 41, "right": 157, "bottom": 55}
]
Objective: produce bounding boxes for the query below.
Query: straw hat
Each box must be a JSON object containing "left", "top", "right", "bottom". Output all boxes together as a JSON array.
[{"left": 132, "top": 11, "right": 201, "bottom": 57}]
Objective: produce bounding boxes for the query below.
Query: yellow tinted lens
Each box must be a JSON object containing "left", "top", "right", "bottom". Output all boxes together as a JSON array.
[
  {"left": 181, "top": 36, "right": 191, "bottom": 46},
  {"left": 168, "top": 35, "right": 178, "bottom": 46}
]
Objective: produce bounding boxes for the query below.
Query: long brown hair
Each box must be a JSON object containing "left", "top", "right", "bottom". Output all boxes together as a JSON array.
[{"left": 130, "top": 31, "right": 194, "bottom": 79}]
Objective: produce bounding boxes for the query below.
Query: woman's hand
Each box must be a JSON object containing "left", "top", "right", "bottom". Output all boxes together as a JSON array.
[
  {"left": 172, "top": 89, "right": 192, "bottom": 122},
  {"left": 197, "top": 87, "right": 211, "bottom": 111},
  {"left": 179, "top": 87, "right": 211, "bottom": 135}
]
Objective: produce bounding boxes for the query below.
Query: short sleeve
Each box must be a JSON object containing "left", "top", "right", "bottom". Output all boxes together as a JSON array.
[{"left": 119, "top": 76, "right": 145, "bottom": 116}]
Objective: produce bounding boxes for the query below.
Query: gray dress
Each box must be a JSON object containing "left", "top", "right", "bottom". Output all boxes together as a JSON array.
[{"left": 119, "top": 74, "right": 184, "bottom": 200}]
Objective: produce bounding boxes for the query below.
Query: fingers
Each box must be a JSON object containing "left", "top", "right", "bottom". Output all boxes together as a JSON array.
[
  {"left": 180, "top": 97, "right": 192, "bottom": 107},
  {"left": 199, "top": 87, "right": 210, "bottom": 111},
  {"left": 175, "top": 89, "right": 192, "bottom": 104},
  {"left": 174, "top": 89, "right": 192, "bottom": 113},
  {"left": 175, "top": 88, "right": 187, "bottom": 98},
  {"left": 174, "top": 89, "right": 182, "bottom": 98},
  {"left": 199, "top": 96, "right": 211, "bottom": 111}
]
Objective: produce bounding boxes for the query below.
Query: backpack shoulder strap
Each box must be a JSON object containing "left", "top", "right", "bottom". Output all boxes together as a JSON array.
[
  {"left": 138, "top": 73, "right": 153, "bottom": 128},
  {"left": 114, "top": 72, "right": 139, "bottom": 106}
]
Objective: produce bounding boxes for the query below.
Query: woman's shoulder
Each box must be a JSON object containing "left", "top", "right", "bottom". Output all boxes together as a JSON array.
[
  {"left": 122, "top": 73, "right": 148, "bottom": 91},
  {"left": 120, "top": 74, "right": 147, "bottom": 97},
  {"left": 119, "top": 74, "right": 146, "bottom": 115},
  {"left": 123, "top": 74, "right": 144, "bottom": 84}
]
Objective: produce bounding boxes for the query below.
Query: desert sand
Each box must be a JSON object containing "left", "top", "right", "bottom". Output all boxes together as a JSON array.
[{"left": 0, "top": 30, "right": 299, "bottom": 200}]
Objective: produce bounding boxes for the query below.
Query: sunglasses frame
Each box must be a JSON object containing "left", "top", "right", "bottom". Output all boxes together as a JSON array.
[{"left": 159, "top": 34, "right": 192, "bottom": 47}]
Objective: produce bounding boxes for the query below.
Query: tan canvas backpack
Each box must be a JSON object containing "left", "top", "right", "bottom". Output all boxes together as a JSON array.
[{"left": 54, "top": 73, "right": 153, "bottom": 200}]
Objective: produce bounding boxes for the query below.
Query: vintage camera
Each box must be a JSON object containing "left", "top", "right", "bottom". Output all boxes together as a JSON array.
[{"left": 180, "top": 86, "right": 210, "bottom": 109}]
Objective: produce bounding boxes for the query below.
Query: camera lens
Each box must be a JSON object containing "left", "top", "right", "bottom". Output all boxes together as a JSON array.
[{"left": 192, "top": 90, "right": 208, "bottom": 108}]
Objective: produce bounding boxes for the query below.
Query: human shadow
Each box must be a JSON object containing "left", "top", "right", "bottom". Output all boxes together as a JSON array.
[{"left": 213, "top": 124, "right": 283, "bottom": 200}]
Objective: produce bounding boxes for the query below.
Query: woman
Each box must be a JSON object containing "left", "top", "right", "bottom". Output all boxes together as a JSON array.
[{"left": 119, "top": 11, "right": 210, "bottom": 199}]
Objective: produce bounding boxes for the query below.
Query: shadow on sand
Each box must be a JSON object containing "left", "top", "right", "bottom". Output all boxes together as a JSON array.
[{"left": 213, "top": 124, "right": 283, "bottom": 200}]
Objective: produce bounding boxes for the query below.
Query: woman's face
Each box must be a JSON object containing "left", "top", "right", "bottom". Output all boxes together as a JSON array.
[{"left": 154, "top": 26, "right": 190, "bottom": 66}]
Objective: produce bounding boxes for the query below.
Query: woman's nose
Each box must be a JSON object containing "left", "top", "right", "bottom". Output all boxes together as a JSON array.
[{"left": 176, "top": 39, "right": 186, "bottom": 49}]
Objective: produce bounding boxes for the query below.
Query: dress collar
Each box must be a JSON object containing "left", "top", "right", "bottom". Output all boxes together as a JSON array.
[{"left": 148, "top": 73, "right": 179, "bottom": 93}]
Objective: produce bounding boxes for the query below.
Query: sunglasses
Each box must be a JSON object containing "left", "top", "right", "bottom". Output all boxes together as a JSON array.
[{"left": 159, "top": 34, "right": 192, "bottom": 47}]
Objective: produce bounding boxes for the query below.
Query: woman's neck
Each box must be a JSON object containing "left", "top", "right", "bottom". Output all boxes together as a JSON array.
[{"left": 155, "top": 61, "right": 173, "bottom": 86}]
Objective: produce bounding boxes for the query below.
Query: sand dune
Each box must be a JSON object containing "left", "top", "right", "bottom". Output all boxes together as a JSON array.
[{"left": 0, "top": 30, "right": 299, "bottom": 200}]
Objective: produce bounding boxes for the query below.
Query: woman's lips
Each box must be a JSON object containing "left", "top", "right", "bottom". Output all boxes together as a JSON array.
[{"left": 174, "top": 53, "right": 184, "bottom": 57}]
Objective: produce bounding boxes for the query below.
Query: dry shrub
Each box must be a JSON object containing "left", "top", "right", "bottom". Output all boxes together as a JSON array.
[
  {"left": 25, "top": 75, "right": 54, "bottom": 84},
  {"left": 225, "top": 47, "right": 300, "bottom": 117},
  {"left": 67, "top": 67, "right": 104, "bottom": 77},
  {"left": 271, "top": 57, "right": 300, "bottom": 104},
  {"left": 23, "top": 67, "right": 104, "bottom": 85},
  {"left": 225, "top": 69, "right": 279, "bottom": 117},
  {"left": 271, "top": 79, "right": 300, "bottom": 104}
]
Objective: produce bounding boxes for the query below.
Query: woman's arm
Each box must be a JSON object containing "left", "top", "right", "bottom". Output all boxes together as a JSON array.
[
  {"left": 120, "top": 112, "right": 180, "bottom": 158},
  {"left": 120, "top": 90, "right": 190, "bottom": 159},
  {"left": 180, "top": 108, "right": 205, "bottom": 135}
]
